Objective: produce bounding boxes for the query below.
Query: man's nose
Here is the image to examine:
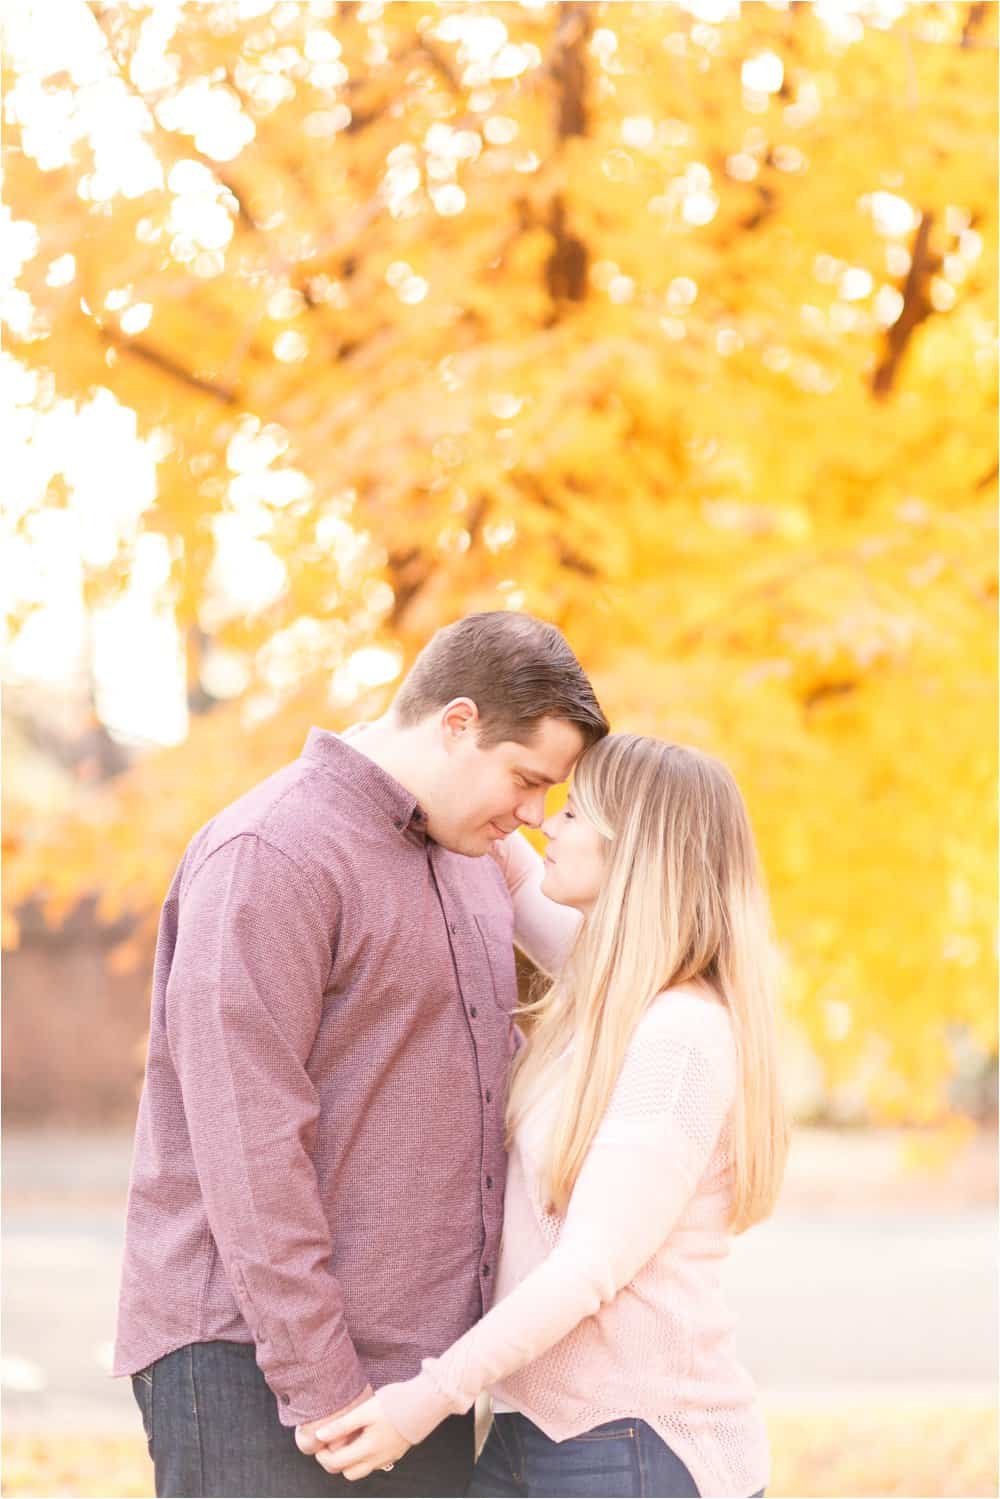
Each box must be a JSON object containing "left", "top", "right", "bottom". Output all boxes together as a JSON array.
[{"left": 515, "top": 790, "right": 547, "bottom": 828}]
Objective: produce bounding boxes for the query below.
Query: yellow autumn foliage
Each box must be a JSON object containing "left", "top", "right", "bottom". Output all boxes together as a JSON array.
[{"left": 2, "top": 1, "right": 996, "bottom": 1119}]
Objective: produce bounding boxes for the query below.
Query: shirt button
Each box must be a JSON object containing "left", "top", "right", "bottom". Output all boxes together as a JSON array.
[
  {"left": 450, "top": 922, "right": 458, "bottom": 934},
  {"left": 486, "top": 1175, "right": 493, "bottom": 1189},
  {"left": 279, "top": 1393, "right": 290, "bottom": 1405},
  {"left": 483, "top": 1264, "right": 491, "bottom": 1277},
  {"left": 485, "top": 1089, "right": 492, "bottom": 1103},
  {"left": 470, "top": 1006, "right": 478, "bottom": 1018}
]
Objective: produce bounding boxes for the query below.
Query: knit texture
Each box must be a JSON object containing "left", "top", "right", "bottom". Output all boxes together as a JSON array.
[{"left": 378, "top": 832, "right": 769, "bottom": 1499}]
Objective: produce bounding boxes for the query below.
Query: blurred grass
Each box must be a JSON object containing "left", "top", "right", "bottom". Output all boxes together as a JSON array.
[
  {"left": 2, "top": 1435, "right": 151, "bottom": 1498},
  {"left": 2, "top": 1399, "right": 997, "bottom": 1497},
  {"left": 765, "top": 1398, "right": 997, "bottom": 1497}
]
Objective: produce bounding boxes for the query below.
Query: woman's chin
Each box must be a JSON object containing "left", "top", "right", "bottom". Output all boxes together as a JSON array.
[{"left": 542, "top": 872, "right": 590, "bottom": 914}]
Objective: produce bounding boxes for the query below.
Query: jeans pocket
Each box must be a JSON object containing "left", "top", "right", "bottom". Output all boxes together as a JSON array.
[
  {"left": 572, "top": 1420, "right": 637, "bottom": 1443},
  {"left": 131, "top": 1368, "right": 154, "bottom": 1453},
  {"left": 525, "top": 1424, "right": 638, "bottom": 1498}
]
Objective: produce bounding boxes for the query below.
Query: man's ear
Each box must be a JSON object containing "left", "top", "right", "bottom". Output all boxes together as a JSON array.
[{"left": 441, "top": 697, "right": 480, "bottom": 743}]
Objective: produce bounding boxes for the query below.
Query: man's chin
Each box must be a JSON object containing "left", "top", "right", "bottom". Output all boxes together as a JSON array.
[
  {"left": 475, "top": 827, "right": 506, "bottom": 856},
  {"left": 433, "top": 828, "right": 496, "bottom": 857}
]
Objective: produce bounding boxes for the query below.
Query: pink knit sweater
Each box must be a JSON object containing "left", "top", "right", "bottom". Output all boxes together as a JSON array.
[{"left": 378, "top": 832, "right": 770, "bottom": 1499}]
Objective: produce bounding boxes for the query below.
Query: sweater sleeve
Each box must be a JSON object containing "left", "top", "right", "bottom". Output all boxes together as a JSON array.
[
  {"left": 377, "top": 1002, "right": 737, "bottom": 1446},
  {"left": 489, "top": 831, "right": 582, "bottom": 976}
]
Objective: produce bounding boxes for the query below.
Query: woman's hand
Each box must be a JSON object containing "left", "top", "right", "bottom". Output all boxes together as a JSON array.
[
  {"left": 309, "top": 1391, "right": 412, "bottom": 1482},
  {"left": 486, "top": 827, "right": 515, "bottom": 877}
]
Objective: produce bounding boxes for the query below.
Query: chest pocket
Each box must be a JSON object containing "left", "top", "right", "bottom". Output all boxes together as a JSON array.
[{"left": 474, "top": 913, "right": 518, "bottom": 1013}]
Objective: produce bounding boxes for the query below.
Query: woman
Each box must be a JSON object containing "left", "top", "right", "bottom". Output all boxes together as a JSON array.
[{"left": 311, "top": 734, "right": 788, "bottom": 1497}]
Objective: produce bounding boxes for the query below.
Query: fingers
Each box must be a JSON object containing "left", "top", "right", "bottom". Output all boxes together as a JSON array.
[
  {"left": 315, "top": 1435, "right": 371, "bottom": 1476},
  {"left": 313, "top": 1418, "right": 343, "bottom": 1445},
  {"left": 296, "top": 1385, "right": 376, "bottom": 1455},
  {"left": 316, "top": 1397, "right": 375, "bottom": 1444},
  {"left": 296, "top": 1426, "right": 353, "bottom": 1457}
]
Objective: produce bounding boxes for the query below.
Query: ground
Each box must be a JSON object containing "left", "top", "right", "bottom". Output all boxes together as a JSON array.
[{"left": 3, "top": 1126, "right": 997, "bottom": 1497}]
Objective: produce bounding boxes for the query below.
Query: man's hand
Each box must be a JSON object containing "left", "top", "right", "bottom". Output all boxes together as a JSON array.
[{"left": 295, "top": 1385, "right": 374, "bottom": 1458}]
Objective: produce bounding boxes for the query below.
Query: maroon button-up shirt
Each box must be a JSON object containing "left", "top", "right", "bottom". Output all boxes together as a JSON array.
[{"left": 113, "top": 729, "right": 517, "bottom": 1426}]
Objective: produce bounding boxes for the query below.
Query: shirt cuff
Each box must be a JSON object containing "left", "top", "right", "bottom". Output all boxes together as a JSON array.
[
  {"left": 272, "top": 1352, "right": 370, "bottom": 1429},
  {"left": 376, "top": 1370, "right": 459, "bottom": 1446}
]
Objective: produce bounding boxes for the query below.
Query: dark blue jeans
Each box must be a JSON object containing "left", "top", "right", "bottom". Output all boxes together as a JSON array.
[
  {"left": 468, "top": 1412, "right": 766, "bottom": 1498},
  {"left": 131, "top": 1341, "right": 474, "bottom": 1497}
]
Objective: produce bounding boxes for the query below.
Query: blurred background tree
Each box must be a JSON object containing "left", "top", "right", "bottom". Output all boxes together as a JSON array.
[{"left": 2, "top": 0, "right": 996, "bottom": 1123}]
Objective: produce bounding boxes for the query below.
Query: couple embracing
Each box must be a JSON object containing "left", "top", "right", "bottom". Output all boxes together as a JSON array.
[{"left": 114, "top": 611, "right": 787, "bottom": 1499}]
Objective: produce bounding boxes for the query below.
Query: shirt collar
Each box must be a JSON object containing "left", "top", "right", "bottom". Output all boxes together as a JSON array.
[{"left": 301, "top": 727, "right": 430, "bottom": 841}]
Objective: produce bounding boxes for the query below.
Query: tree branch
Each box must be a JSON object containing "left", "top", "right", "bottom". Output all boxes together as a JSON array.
[
  {"left": 101, "top": 328, "right": 238, "bottom": 404},
  {"left": 872, "top": 210, "right": 936, "bottom": 400},
  {"left": 545, "top": 195, "right": 588, "bottom": 306},
  {"left": 962, "top": 3, "right": 989, "bottom": 47},
  {"left": 544, "top": 4, "right": 591, "bottom": 317},
  {"left": 85, "top": 1, "right": 261, "bottom": 232},
  {"left": 416, "top": 33, "right": 464, "bottom": 95},
  {"left": 550, "top": 2, "right": 591, "bottom": 139}
]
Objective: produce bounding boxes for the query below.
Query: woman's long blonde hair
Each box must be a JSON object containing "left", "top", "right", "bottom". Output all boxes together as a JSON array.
[{"left": 506, "top": 733, "right": 788, "bottom": 1233}]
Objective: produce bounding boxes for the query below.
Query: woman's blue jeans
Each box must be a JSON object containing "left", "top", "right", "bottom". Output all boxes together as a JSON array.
[{"left": 468, "top": 1411, "right": 766, "bottom": 1498}]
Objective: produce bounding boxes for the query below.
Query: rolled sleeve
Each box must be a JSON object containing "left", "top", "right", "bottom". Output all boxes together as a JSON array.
[{"left": 165, "top": 833, "right": 367, "bottom": 1424}]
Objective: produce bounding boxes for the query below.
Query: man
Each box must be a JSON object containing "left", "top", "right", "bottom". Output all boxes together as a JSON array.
[{"left": 114, "top": 611, "right": 608, "bottom": 1498}]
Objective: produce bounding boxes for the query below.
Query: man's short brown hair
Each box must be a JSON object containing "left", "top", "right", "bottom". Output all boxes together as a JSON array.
[{"left": 394, "top": 612, "right": 608, "bottom": 749}]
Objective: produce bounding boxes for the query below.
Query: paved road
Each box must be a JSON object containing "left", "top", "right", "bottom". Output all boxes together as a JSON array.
[{"left": 3, "top": 1132, "right": 996, "bottom": 1432}]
